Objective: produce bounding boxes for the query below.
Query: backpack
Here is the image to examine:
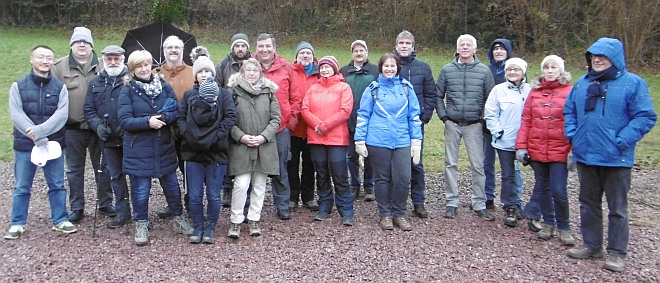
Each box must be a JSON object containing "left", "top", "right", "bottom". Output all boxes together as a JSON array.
[{"left": 371, "top": 83, "right": 409, "bottom": 100}]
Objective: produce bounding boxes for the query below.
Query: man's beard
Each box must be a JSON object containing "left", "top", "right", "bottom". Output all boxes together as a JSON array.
[
  {"left": 105, "top": 65, "right": 123, "bottom": 77},
  {"left": 167, "top": 54, "right": 181, "bottom": 63}
]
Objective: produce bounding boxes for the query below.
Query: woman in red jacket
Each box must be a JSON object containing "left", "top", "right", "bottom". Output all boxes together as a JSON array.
[
  {"left": 515, "top": 55, "right": 575, "bottom": 246},
  {"left": 301, "top": 56, "right": 354, "bottom": 225}
]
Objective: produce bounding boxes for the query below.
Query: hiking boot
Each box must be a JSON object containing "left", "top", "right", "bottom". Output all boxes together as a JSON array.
[
  {"left": 248, "top": 221, "right": 261, "bottom": 237},
  {"left": 444, "top": 206, "right": 457, "bottom": 219},
  {"left": 314, "top": 211, "right": 329, "bottom": 221},
  {"left": 228, "top": 223, "right": 241, "bottom": 239},
  {"left": 342, "top": 216, "right": 354, "bottom": 226},
  {"left": 485, "top": 199, "right": 495, "bottom": 210},
  {"left": 558, "top": 230, "right": 576, "bottom": 246},
  {"left": 603, "top": 256, "right": 626, "bottom": 272},
  {"left": 202, "top": 229, "right": 215, "bottom": 244},
  {"left": 221, "top": 189, "right": 232, "bottom": 208},
  {"left": 567, "top": 245, "right": 605, "bottom": 259},
  {"left": 379, "top": 217, "right": 394, "bottom": 230},
  {"left": 413, "top": 205, "right": 429, "bottom": 218},
  {"left": 528, "top": 219, "right": 542, "bottom": 232},
  {"left": 172, "top": 214, "right": 194, "bottom": 235},
  {"left": 98, "top": 206, "right": 117, "bottom": 217},
  {"left": 68, "top": 210, "right": 85, "bottom": 224},
  {"left": 504, "top": 206, "right": 518, "bottom": 227},
  {"left": 364, "top": 189, "right": 376, "bottom": 202},
  {"left": 4, "top": 225, "right": 25, "bottom": 240},
  {"left": 156, "top": 206, "right": 174, "bottom": 219},
  {"left": 134, "top": 220, "right": 149, "bottom": 246},
  {"left": 189, "top": 227, "right": 203, "bottom": 244},
  {"left": 289, "top": 201, "right": 299, "bottom": 209},
  {"left": 106, "top": 215, "right": 130, "bottom": 229},
  {"left": 352, "top": 188, "right": 360, "bottom": 200},
  {"left": 538, "top": 224, "right": 556, "bottom": 240},
  {"left": 474, "top": 209, "right": 495, "bottom": 221},
  {"left": 393, "top": 217, "right": 412, "bottom": 231},
  {"left": 52, "top": 221, "right": 77, "bottom": 234},
  {"left": 303, "top": 201, "right": 320, "bottom": 211},
  {"left": 277, "top": 209, "right": 291, "bottom": 220}
]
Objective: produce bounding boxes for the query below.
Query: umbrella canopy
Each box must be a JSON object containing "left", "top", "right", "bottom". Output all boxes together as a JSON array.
[{"left": 121, "top": 20, "right": 197, "bottom": 67}]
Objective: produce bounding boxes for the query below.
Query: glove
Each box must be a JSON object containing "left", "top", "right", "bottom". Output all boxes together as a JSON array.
[
  {"left": 515, "top": 149, "right": 528, "bottom": 163},
  {"left": 567, "top": 152, "right": 577, "bottom": 172},
  {"left": 411, "top": 139, "right": 422, "bottom": 165},
  {"left": 355, "top": 141, "right": 368, "bottom": 158},
  {"left": 493, "top": 130, "right": 504, "bottom": 142},
  {"left": 96, "top": 124, "right": 111, "bottom": 142}
]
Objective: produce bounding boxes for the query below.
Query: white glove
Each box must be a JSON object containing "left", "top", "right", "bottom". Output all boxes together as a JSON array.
[
  {"left": 411, "top": 139, "right": 422, "bottom": 165},
  {"left": 355, "top": 141, "right": 368, "bottom": 158}
]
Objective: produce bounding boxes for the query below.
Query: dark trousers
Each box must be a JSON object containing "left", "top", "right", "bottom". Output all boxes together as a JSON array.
[
  {"left": 65, "top": 129, "right": 112, "bottom": 211},
  {"left": 103, "top": 146, "right": 130, "bottom": 218},
  {"left": 368, "top": 146, "right": 411, "bottom": 218},
  {"left": 288, "top": 136, "right": 316, "bottom": 203},
  {"left": 310, "top": 145, "right": 353, "bottom": 218}
]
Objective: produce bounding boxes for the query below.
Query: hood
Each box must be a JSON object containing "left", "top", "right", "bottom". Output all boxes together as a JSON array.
[
  {"left": 226, "top": 72, "right": 279, "bottom": 93},
  {"left": 487, "top": 38, "right": 513, "bottom": 66},
  {"left": 585, "top": 37, "right": 626, "bottom": 72},
  {"left": 530, "top": 72, "right": 573, "bottom": 89}
]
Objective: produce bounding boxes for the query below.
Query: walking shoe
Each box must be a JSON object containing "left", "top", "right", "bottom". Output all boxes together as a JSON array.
[
  {"left": 474, "top": 209, "right": 495, "bottom": 221},
  {"left": 485, "top": 199, "right": 495, "bottom": 210},
  {"left": 413, "top": 205, "right": 429, "bottom": 218},
  {"left": 52, "top": 221, "right": 77, "bottom": 234},
  {"left": 98, "top": 206, "right": 117, "bottom": 217},
  {"left": 106, "top": 215, "right": 130, "bottom": 229},
  {"left": 303, "top": 201, "right": 320, "bottom": 211},
  {"left": 352, "top": 188, "right": 360, "bottom": 200},
  {"left": 68, "top": 210, "right": 85, "bottom": 224},
  {"left": 538, "top": 224, "right": 556, "bottom": 240},
  {"left": 134, "top": 220, "right": 149, "bottom": 246},
  {"left": 558, "top": 230, "right": 576, "bottom": 246},
  {"left": 248, "top": 221, "right": 261, "bottom": 237},
  {"left": 527, "top": 219, "right": 542, "bottom": 232},
  {"left": 172, "top": 214, "right": 194, "bottom": 235},
  {"left": 277, "top": 209, "right": 291, "bottom": 220},
  {"left": 504, "top": 206, "right": 518, "bottom": 227},
  {"left": 228, "top": 223, "right": 241, "bottom": 239},
  {"left": 393, "top": 217, "right": 412, "bottom": 231},
  {"left": 444, "top": 206, "right": 457, "bottom": 219},
  {"left": 4, "top": 225, "right": 25, "bottom": 240},
  {"left": 202, "top": 229, "right": 215, "bottom": 244},
  {"left": 567, "top": 245, "right": 605, "bottom": 259},
  {"left": 314, "top": 211, "right": 329, "bottom": 221},
  {"left": 342, "top": 216, "right": 354, "bottom": 226},
  {"left": 189, "top": 227, "right": 203, "bottom": 244},
  {"left": 221, "top": 189, "right": 232, "bottom": 208},
  {"left": 156, "top": 206, "right": 174, "bottom": 219},
  {"left": 379, "top": 217, "right": 394, "bottom": 230},
  {"left": 603, "top": 255, "right": 626, "bottom": 272},
  {"left": 289, "top": 201, "right": 299, "bottom": 209},
  {"left": 516, "top": 208, "right": 526, "bottom": 220},
  {"left": 364, "top": 189, "right": 376, "bottom": 202}
]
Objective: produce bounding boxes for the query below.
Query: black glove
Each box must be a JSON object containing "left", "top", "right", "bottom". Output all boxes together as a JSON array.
[
  {"left": 96, "top": 124, "right": 111, "bottom": 141},
  {"left": 493, "top": 130, "right": 504, "bottom": 143}
]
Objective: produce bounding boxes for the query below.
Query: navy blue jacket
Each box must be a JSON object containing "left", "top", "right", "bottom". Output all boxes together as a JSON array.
[
  {"left": 84, "top": 67, "right": 129, "bottom": 148},
  {"left": 394, "top": 51, "right": 437, "bottom": 124},
  {"left": 487, "top": 39, "right": 513, "bottom": 84}
]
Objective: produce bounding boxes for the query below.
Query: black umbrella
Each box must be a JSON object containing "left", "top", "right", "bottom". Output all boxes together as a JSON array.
[{"left": 121, "top": 20, "right": 198, "bottom": 67}]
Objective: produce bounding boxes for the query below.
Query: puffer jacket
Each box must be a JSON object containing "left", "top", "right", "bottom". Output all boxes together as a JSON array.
[
  {"left": 484, "top": 80, "right": 531, "bottom": 151},
  {"left": 515, "top": 73, "right": 572, "bottom": 162},
  {"left": 394, "top": 51, "right": 437, "bottom": 123},
  {"left": 436, "top": 56, "right": 495, "bottom": 123},
  {"left": 256, "top": 53, "right": 301, "bottom": 132},
  {"left": 301, "top": 73, "right": 352, "bottom": 146},
  {"left": 117, "top": 74, "right": 179, "bottom": 177},
  {"left": 291, "top": 60, "right": 320, "bottom": 138},
  {"left": 564, "top": 37, "right": 657, "bottom": 167},
  {"left": 226, "top": 73, "right": 281, "bottom": 176},
  {"left": 355, "top": 75, "right": 423, "bottom": 149},
  {"left": 52, "top": 51, "right": 103, "bottom": 129},
  {"left": 84, "top": 67, "right": 129, "bottom": 148},
  {"left": 487, "top": 39, "right": 514, "bottom": 84},
  {"left": 215, "top": 51, "right": 252, "bottom": 88},
  {"left": 339, "top": 60, "right": 379, "bottom": 132}
]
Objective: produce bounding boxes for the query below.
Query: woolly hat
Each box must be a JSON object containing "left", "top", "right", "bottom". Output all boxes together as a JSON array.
[
  {"left": 504, "top": 57, "right": 527, "bottom": 74},
  {"left": 351, "top": 40, "right": 368, "bottom": 52},
  {"left": 191, "top": 46, "right": 215, "bottom": 79},
  {"left": 541, "top": 55, "right": 565, "bottom": 73},
  {"left": 318, "top": 56, "right": 339, "bottom": 74},
  {"left": 230, "top": 33, "right": 250, "bottom": 50},
  {"left": 295, "top": 41, "right": 314, "bottom": 57},
  {"left": 199, "top": 77, "right": 220, "bottom": 102},
  {"left": 70, "top": 27, "right": 94, "bottom": 47}
]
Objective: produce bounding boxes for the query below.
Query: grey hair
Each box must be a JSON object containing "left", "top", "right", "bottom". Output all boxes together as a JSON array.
[
  {"left": 163, "top": 35, "right": 183, "bottom": 48},
  {"left": 256, "top": 33, "right": 276, "bottom": 47},
  {"left": 456, "top": 34, "right": 477, "bottom": 49}
]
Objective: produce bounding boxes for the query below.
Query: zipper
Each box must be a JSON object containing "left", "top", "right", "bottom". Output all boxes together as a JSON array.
[{"left": 601, "top": 85, "right": 608, "bottom": 116}]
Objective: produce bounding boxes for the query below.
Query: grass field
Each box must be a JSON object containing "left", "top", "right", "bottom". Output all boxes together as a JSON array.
[{"left": 1, "top": 27, "right": 658, "bottom": 171}]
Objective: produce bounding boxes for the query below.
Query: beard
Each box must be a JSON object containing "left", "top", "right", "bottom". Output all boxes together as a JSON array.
[{"left": 105, "top": 65, "right": 123, "bottom": 77}]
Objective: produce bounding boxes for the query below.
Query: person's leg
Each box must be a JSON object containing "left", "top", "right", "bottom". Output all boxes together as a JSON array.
[
  {"left": 328, "top": 146, "right": 352, "bottom": 218},
  {"left": 602, "top": 167, "right": 631, "bottom": 258},
  {"left": 443, "top": 121, "right": 462, "bottom": 208},
  {"left": 64, "top": 129, "right": 89, "bottom": 213},
  {"left": 514, "top": 161, "right": 524, "bottom": 205},
  {"left": 42, "top": 155, "right": 69, "bottom": 225},
  {"left": 410, "top": 126, "right": 426, "bottom": 206},
  {"left": 368, "top": 146, "right": 394, "bottom": 218},
  {"left": 300, "top": 139, "right": 316, "bottom": 204},
  {"left": 576, "top": 162, "right": 605, "bottom": 250},
  {"left": 347, "top": 131, "right": 362, "bottom": 193},
  {"left": 549, "top": 162, "right": 570, "bottom": 231},
  {"left": 310, "top": 145, "right": 333, "bottom": 215},
  {"left": 271, "top": 128, "right": 292, "bottom": 215},
  {"left": 483, "top": 131, "right": 496, "bottom": 204},
  {"left": 205, "top": 164, "right": 225, "bottom": 228},
  {"left": 129, "top": 176, "right": 151, "bottom": 221},
  {"left": 10, "top": 151, "right": 38, "bottom": 226},
  {"left": 391, "top": 147, "right": 412, "bottom": 218},
  {"left": 463, "top": 123, "right": 486, "bottom": 210},
  {"left": 247, "top": 172, "right": 268, "bottom": 221},
  {"left": 103, "top": 147, "right": 130, "bottom": 220},
  {"left": 89, "top": 132, "right": 113, "bottom": 210},
  {"left": 185, "top": 161, "right": 205, "bottom": 230},
  {"left": 496, "top": 149, "right": 516, "bottom": 207},
  {"left": 287, "top": 136, "right": 303, "bottom": 203},
  {"left": 363, "top": 155, "right": 374, "bottom": 192},
  {"left": 231, "top": 173, "right": 251, "bottom": 224},
  {"left": 530, "top": 161, "right": 555, "bottom": 226},
  {"left": 160, "top": 172, "right": 184, "bottom": 216}
]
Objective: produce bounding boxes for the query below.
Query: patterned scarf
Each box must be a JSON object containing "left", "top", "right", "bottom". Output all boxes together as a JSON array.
[{"left": 135, "top": 75, "right": 162, "bottom": 99}]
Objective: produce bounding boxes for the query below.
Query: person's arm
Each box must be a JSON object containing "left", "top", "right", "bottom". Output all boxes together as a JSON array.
[
  {"left": 355, "top": 82, "right": 377, "bottom": 142},
  {"left": 483, "top": 88, "right": 502, "bottom": 137},
  {"left": 29, "top": 84, "right": 69, "bottom": 145},
  {"left": 563, "top": 86, "right": 578, "bottom": 144},
  {"left": 406, "top": 82, "right": 423, "bottom": 140},
  {"left": 515, "top": 93, "right": 534, "bottom": 149},
  {"left": 261, "top": 93, "right": 282, "bottom": 142},
  {"left": 84, "top": 81, "right": 102, "bottom": 131},
  {"left": 160, "top": 82, "right": 179, "bottom": 123},
  {"left": 176, "top": 91, "right": 191, "bottom": 135},
  {"left": 118, "top": 85, "right": 150, "bottom": 131},
  {"left": 9, "top": 82, "right": 36, "bottom": 138},
  {"left": 217, "top": 88, "right": 237, "bottom": 141},
  {"left": 435, "top": 68, "right": 448, "bottom": 122},
  {"left": 482, "top": 70, "right": 496, "bottom": 115},
  {"left": 286, "top": 66, "right": 302, "bottom": 130},
  {"left": 300, "top": 88, "right": 318, "bottom": 128},
  {"left": 615, "top": 78, "right": 657, "bottom": 150},
  {"left": 420, "top": 64, "right": 437, "bottom": 124},
  {"left": 317, "top": 83, "right": 353, "bottom": 133}
]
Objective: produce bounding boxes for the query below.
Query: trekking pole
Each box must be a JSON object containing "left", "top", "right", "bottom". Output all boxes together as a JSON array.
[{"left": 92, "top": 114, "right": 109, "bottom": 237}]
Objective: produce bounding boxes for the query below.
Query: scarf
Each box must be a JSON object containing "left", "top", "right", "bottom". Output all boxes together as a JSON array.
[
  {"left": 135, "top": 75, "right": 163, "bottom": 99},
  {"left": 304, "top": 63, "right": 314, "bottom": 76},
  {"left": 585, "top": 66, "right": 617, "bottom": 111}
]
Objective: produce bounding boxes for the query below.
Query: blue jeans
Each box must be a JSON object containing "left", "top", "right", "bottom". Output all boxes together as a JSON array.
[
  {"left": 103, "top": 146, "right": 130, "bottom": 218},
  {"left": 65, "top": 129, "right": 112, "bottom": 211},
  {"left": 410, "top": 125, "right": 426, "bottom": 205},
  {"left": 523, "top": 179, "right": 554, "bottom": 221},
  {"left": 10, "top": 151, "right": 68, "bottom": 226},
  {"left": 129, "top": 172, "right": 183, "bottom": 221},
  {"left": 530, "top": 161, "right": 569, "bottom": 230},
  {"left": 271, "top": 128, "right": 291, "bottom": 213},
  {"left": 576, "top": 163, "right": 631, "bottom": 257},
  {"left": 288, "top": 136, "right": 316, "bottom": 203},
  {"left": 368, "top": 146, "right": 411, "bottom": 218},
  {"left": 485, "top": 131, "right": 524, "bottom": 204},
  {"left": 186, "top": 162, "right": 225, "bottom": 230},
  {"left": 310, "top": 145, "right": 353, "bottom": 218},
  {"left": 348, "top": 131, "right": 373, "bottom": 191},
  {"left": 496, "top": 149, "right": 519, "bottom": 207}
]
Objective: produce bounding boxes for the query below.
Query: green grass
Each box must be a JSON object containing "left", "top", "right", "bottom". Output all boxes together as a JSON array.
[{"left": 1, "top": 27, "right": 658, "bottom": 171}]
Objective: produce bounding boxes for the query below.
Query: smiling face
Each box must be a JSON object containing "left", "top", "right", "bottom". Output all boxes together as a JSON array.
[
  {"left": 542, "top": 60, "right": 560, "bottom": 82},
  {"left": 164, "top": 43, "right": 183, "bottom": 64},
  {"left": 133, "top": 61, "right": 152, "bottom": 81},
  {"left": 381, "top": 58, "right": 398, "bottom": 78},
  {"left": 296, "top": 49, "right": 314, "bottom": 67},
  {"left": 241, "top": 61, "right": 262, "bottom": 84},
  {"left": 256, "top": 38, "right": 276, "bottom": 64},
  {"left": 457, "top": 39, "right": 476, "bottom": 62},
  {"left": 590, "top": 54, "right": 613, "bottom": 72},
  {"left": 30, "top": 47, "right": 55, "bottom": 77},
  {"left": 492, "top": 46, "right": 508, "bottom": 62},
  {"left": 103, "top": 55, "right": 125, "bottom": 77},
  {"left": 319, "top": 64, "right": 335, "bottom": 78},
  {"left": 505, "top": 64, "right": 524, "bottom": 85}
]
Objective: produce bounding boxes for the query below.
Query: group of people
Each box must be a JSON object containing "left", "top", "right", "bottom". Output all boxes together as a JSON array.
[{"left": 6, "top": 26, "right": 656, "bottom": 273}]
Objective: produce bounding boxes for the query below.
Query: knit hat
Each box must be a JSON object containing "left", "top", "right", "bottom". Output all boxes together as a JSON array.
[
  {"left": 351, "top": 40, "right": 368, "bottom": 52},
  {"left": 541, "top": 55, "right": 565, "bottom": 73},
  {"left": 504, "top": 57, "right": 527, "bottom": 74},
  {"left": 199, "top": 77, "right": 220, "bottom": 102},
  {"left": 318, "top": 56, "right": 339, "bottom": 74},
  {"left": 70, "top": 27, "right": 94, "bottom": 47},
  {"left": 191, "top": 46, "right": 215, "bottom": 79},
  {"left": 230, "top": 33, "right": 250, "bottom": 50},
  {"left": 295, "top": 41, "right": 314, "bottom": 57}
]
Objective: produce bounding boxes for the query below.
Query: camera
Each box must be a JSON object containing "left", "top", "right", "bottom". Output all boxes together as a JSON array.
[{"left": 521, "top": 154, "right": 531, "bottom": 166}]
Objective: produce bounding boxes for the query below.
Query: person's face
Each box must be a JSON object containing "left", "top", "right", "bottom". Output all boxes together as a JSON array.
[
  {"left": 319, "top": 64, "right": 335, "bottom": 77},
  {"left": 242, "top": 63, "right": 262, "bottom": 84},
  {"left": 381, "top": 58, "right": 398, "bottom": 78},
  {"left": 164, "top": 43, "right": 183, "bottom": 63},
  {"left": 505, "top": 64, "right": 524, "bottom": 84},
  {"left": 196, "top": 69, "right": 213, "bottom": 84},
  {"left": 233, "top": 42, "right": 248, "bottom": 59},
  {"left": 296, "top": 49, "right": 314, "bottom": 67},
  {"left": 133, "top": 61, "right": 152, "bottom": 80},
  {"left": 590, "top": 54, "right": 613, "bottom": 72},
  {"left": 256, "top": 38, "right": 276, "bottom": 64},
  {"left": 457, "top": 39, "right": 476, "bottom": 60},
  {"left": 71, "top": 40, "right": 92, "bottom": 60},
  {"left": 103, "top": 55, "right": 125, "bottom": 77},
  {"left": 395, "top": 38, "right": 414, "bottom": 57},
  {"left": 352, "top": 45, "right": 368, "bottom": 65},
  {"left": 30, "top": 47, "right": 55, "bottom": 75},
  {"left": 492, "top": 46, "right": 508, "bottom": 62},
  {"left": 542, "top": 61, "right": 560, "bottom": 82}
]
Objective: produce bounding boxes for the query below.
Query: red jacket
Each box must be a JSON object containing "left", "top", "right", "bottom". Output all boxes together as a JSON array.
[
  {"left": 515, "top": 78, "right": 572, "bottom": 162},
  {"left": 301, "top": 74, "right": 353, "bottom": 146},
  {"left": 259, "top": 54, "right": 301, "bottom": 132},
  {"left": 291, "top": 61, "right": 320, "bottom": 137}
]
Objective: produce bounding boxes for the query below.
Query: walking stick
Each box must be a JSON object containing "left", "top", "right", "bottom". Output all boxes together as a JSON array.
[{"left": 92, "top": 114, "right": 109, "bottom": 237}]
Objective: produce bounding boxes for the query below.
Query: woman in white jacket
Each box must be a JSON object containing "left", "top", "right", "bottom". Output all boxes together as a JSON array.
[{"left": 484, "top": 57, "right": 530, "bottom": 228}]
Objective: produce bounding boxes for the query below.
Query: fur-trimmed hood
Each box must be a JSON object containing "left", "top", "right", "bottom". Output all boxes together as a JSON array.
[
  {"left": 226, "top": 72, "right": 279, "bottom": 93},
  {"left": 530, "top": 71, "right": 572, "bottom": 89}
]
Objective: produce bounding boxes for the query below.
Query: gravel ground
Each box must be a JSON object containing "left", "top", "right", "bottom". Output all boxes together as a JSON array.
[{"left": 0, "top": 161, "right": 658, "bottom": 282}]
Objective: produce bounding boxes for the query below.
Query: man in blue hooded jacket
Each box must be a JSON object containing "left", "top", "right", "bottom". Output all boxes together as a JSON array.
[{"left": 564, "top": 37, "right": 656, "bottom": 272}]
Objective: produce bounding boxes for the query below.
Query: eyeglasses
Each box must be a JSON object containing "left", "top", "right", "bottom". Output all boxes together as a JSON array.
[
  {"left": 165, "top": 46, "right": 182, "bottom": 50},
  {"left": 505, "top": 68, "right": 522, "bottom": 72}
]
